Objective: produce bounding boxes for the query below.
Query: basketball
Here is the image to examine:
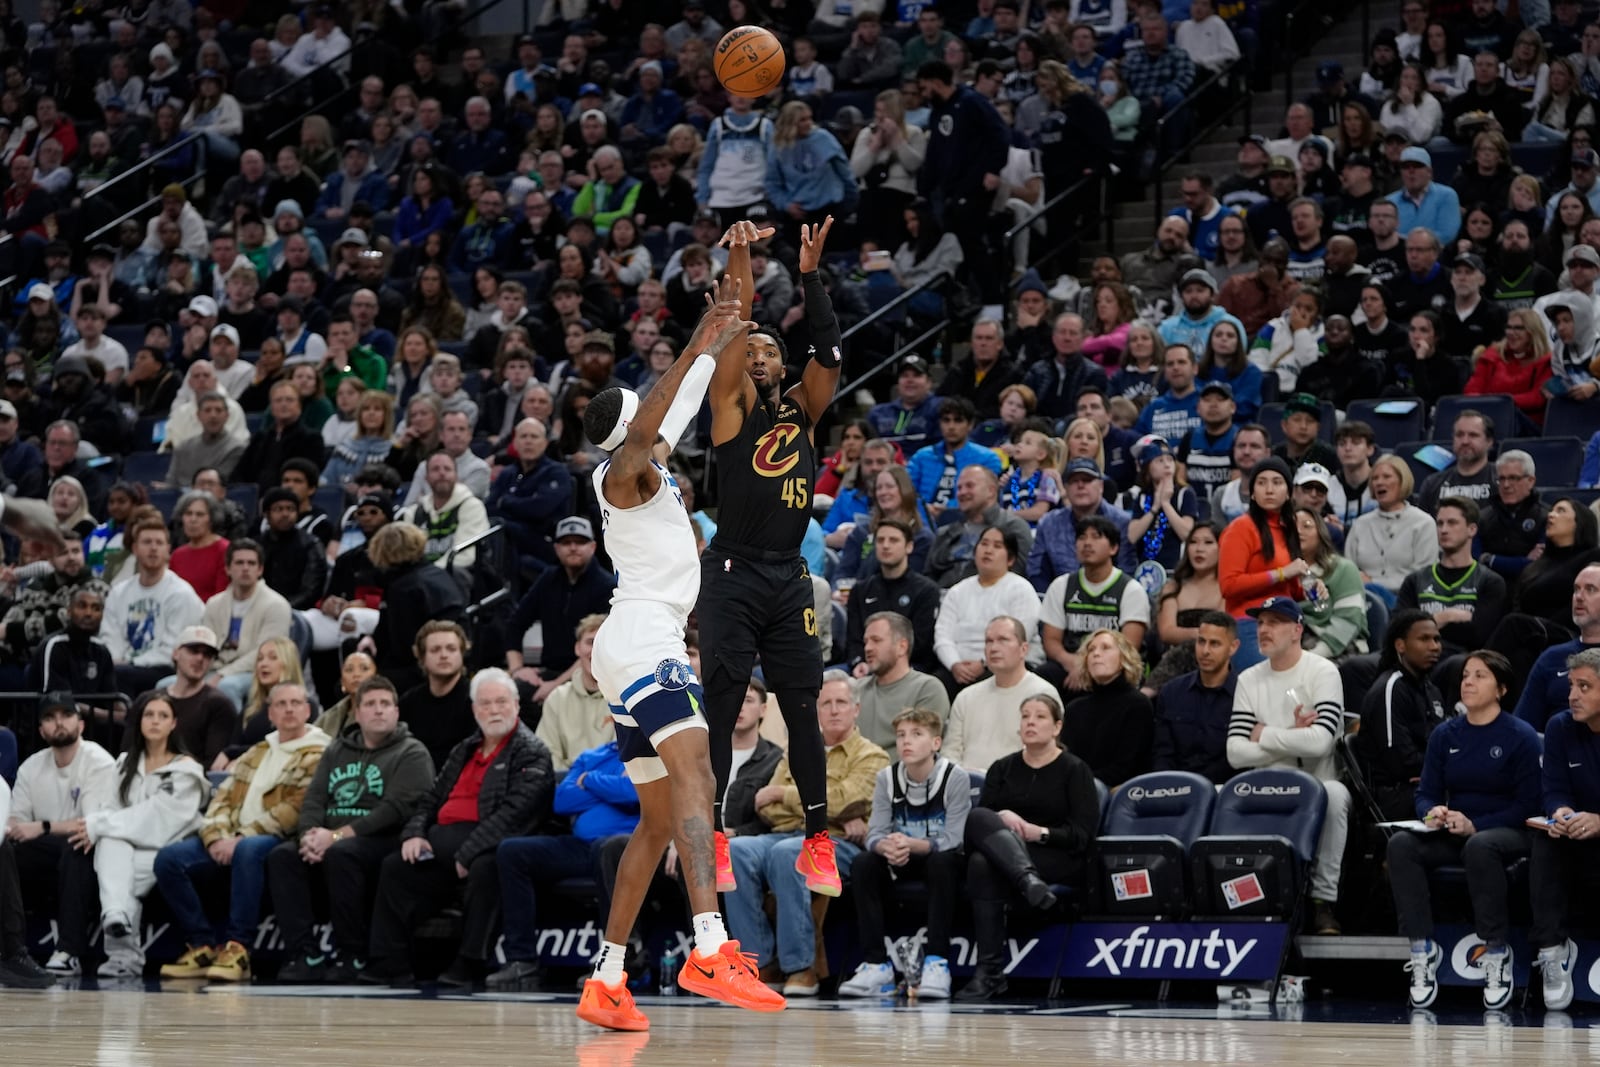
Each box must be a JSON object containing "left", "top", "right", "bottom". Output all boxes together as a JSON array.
[{"left": 714, "top": 25, "right": 785, "bottom": 98}]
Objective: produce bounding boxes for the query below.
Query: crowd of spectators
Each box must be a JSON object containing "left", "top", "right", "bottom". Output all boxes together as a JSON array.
[{"left": 0, "top": 0, "right": 1597, "bottom": 1012}]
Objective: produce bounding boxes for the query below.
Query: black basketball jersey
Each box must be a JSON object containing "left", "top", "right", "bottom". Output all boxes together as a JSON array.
[{"left": 713, "top": 394, "right": 816, "bottom": 553}]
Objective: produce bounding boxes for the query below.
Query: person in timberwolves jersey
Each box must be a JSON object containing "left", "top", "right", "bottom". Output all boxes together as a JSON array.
[
  {"left": 701, "top": 217, "right": 845, "bottom": 896},
  {"left": 574, "top": 279, "right": 784, "bottom": 1031}
]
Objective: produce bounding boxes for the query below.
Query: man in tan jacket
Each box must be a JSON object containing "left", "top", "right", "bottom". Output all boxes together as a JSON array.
[
  {"left": 724, "top": 670, "right": 889, "bottom": 998},
  {"left": 154, "top": 682, "right": 328, "bottom": 983}
]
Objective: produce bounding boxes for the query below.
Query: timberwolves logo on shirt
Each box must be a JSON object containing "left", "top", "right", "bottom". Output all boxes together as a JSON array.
[
  {"left": 654, "top": 659, "right": 695, "bottom": 691},
  {"left": 752, "top": 424, "right": 802, "bottom": 477},
  {"left": 1490, "top": 746, "right": 1503, "bottom": 759}
]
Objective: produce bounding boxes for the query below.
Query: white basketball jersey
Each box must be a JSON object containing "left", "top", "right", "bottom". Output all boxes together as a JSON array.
[{"left": 593, "top": 459, "right": 701, "bottom": 617}]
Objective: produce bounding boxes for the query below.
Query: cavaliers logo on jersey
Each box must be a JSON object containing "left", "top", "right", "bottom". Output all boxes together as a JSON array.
[{"left": 751, "top": 423, "right": 802, "bottom": 478}]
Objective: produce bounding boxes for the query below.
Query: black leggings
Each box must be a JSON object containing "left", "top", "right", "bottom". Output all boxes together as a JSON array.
[{"left": 708, "top": 682, "right": 829, "bottom": 837}]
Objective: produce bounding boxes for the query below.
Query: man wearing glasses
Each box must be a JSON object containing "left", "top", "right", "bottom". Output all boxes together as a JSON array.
[{"left": 1477, "top": 449, "right": 1550, "bottom": 583}]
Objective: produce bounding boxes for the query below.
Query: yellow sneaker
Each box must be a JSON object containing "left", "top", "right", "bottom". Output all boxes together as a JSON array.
[
  {"left": 159, "top": 944, "right": 217, "bottom": 979},
  {"left": 204, "top": 940, "right": 252, "bottom": 982}
]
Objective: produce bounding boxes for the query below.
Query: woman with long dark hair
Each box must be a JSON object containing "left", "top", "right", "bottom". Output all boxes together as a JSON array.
[
  {"left": 1293, "top": 506, "right": 1369, "bottom": 658},
  {"left": 1148, "top": 521, "right": 1225, "bottom": 690},
  {"left": 1516, "top": 497, "right": 1600, "bottom": 625},
  {"left": 71, "top": 691, "right": 207, "bottom": 978},
  {"left": 1197, "top": 315, "right": 1262, "bottom": 421},
  {"left": 835, "top": 467, "right": 933, "bottom": 589},
  {"left": 891, "top": 199, "right": 965, "bottom": 312},
  {"left": 957, "top": 692, "right": 1097, "bottom": 1001},
  {"left": 1219, "top": 457, "right": 1306, "bottom": 669},
  {"left": 400, "top": 264, "right": 467, "bottom": 341},
  {"left": 1537, "top": 188, "right": 1591, "bottom": 275},
  {"left": 815, "top": 418, "right": 876, "bottom": 498}
]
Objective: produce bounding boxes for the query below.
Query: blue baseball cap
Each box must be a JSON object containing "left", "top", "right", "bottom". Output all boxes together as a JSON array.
[
  {"left": 1064, "top": 458, "right": 1106, "bottom": 480},
  {"left": 1247, "top": 596, "right": 1303, "bottom": 624}
]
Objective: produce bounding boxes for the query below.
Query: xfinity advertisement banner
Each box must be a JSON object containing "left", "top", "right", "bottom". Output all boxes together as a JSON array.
[{"left": 1060, "top": 922, "right": 1289, "bottom": 981}]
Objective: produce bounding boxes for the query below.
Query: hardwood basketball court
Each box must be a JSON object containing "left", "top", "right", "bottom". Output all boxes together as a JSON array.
[{"left": 0, "top": 985, "right": 1589, "bottom": 1065}]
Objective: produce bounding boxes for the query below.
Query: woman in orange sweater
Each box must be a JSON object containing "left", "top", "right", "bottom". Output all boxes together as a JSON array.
[
  {"left": 1219, "top": 456, "right": 1307, "bottom": 669},
  {"left": 1465, "top": 308, "right": 1553, "bottom": 430}
]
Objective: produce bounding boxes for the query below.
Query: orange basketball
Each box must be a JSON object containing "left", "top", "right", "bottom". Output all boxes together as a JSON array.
[{"left": 714, "top": 25, "right": 786, "bottom": 98}]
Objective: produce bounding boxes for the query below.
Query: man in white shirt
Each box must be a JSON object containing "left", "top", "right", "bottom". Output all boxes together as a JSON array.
[
  {"left": 201, "top": 539, "right": 292, "bottom": 711},
  {"left": 1225, "top": 597, "right": 1351, "bottom": 935},
  {"left": 1174, "top": 0, "right": 1241, "bottom": 73},
  {"left": 1265, "top": 104, "right": 1315, "bottom": 162},
  {"left": 207, "top": 325, "right": 254, "bottom": 399},
  {"left": 4, "top": 694, "right": 116, "bottom": 976},
  {"left": 102, "top": 517, "right": 206, "bottom": 694},
  {"left": 281, "top": 4, "right": 352, "bottom": 80},
  {"left": 61, "top": 304, "right": 129, "bottom": 384},
  {"left": 854, "top": 612, "right": 950, "bottom": 749},
  {"left": 943, "top": 617, "right": 1058, "bottom": 773},
  {"left": 534, "top": 614, "right": 612, "bottom": 774}
]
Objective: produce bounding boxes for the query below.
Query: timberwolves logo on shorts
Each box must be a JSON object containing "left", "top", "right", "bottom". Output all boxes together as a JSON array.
[
  {"left": 751, "top": 424, "right": 802, "bottom": 477},
  {"left": 654, "top": 659, "right": 695, "bottom": 691}
]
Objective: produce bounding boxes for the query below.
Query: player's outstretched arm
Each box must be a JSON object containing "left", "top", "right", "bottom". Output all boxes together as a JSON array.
[
  {"left": 708, "top": 219, "right": 771, "bottom": 444},
  {"left": 787, "top": 215, "right": 842, "bottom": 425}
]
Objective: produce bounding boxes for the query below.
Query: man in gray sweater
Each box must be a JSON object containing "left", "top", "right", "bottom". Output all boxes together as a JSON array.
[{"left": 266, "top": 676, "right": 435, "bottom": 983}]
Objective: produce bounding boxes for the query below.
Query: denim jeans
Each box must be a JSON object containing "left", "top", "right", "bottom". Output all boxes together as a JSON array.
[
  {"left": 153, "top": 834, "right": 280, "bottom": 946},
  {"left": 497, "top": 834, "right": 606, "bottom": 962},
  {"left": 1232, "top": 616, "right": 1265, "bottom": 672},
  {"left": 724, "top": 832, "right": 861, "bottom": 974}
]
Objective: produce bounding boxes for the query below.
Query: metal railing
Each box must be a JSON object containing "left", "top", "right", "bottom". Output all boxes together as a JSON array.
[
  {"left": 1282, "top": 0, "right": 1345, "bottom": 107},
  {"left": 82, "top": 166, "right": 209, "bottom": 248},
  {"left": 828, "top": 270, "right": 952, "bottom": 410},
  {"left": 1005, "top": 173, "right": 1104, "bottom": 271},
  {"left": 1151, "top": 62, "right": 1254, "bottom": 220}
]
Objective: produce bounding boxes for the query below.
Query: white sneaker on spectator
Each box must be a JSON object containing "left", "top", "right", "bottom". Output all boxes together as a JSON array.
[
  {"left": 1405, "top": 941, "right": 1442, "bottom": 1008},
  {"left": 1482, "top": 947, "right": 1514, "bottom": 1010},
  {"left": 916, "top": 956, "right": 951, "bottom": 999},
  {"left": 97, "top": 956, "right": 142, "bottom": 979},
  {"left": 44, "top": 952, "right": 79, "bottom": 975},
  {"left": 1538, "top": 940, "right": 1576, "bottom": 1010},
  {"left": 837, "top": 960, "right": 897, "bottom": 998}
]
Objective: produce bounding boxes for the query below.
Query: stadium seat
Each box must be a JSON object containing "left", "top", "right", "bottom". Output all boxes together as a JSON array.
[
  {"left": 1541, "top": 486, "right": 1600, "bottom": 506},
  {"left": 1345, "top": 399, "right": 1424, "bottom": 450},
  {"left": 1504, "top": 436, "right": 1582, "bottom": 489},
  {"left": 1389, "top": 440, "right": 1444, "bottom": 488},
  {"left": 966, "top": 768, "right": 984, "bottom": 804},
  {"left": 1095, "top": 778, "right": 1110, "bottom": 824},
  {"left": 0, "top": 726, "right": 15, "bottom": 786},
  {"left": 1189, "top": 768, "right": 1328, "bottom": 919},
  {"left": 1363, "top": 590, "right": 1388, "bottom": 667},
  {"left": 132, "top": 417, "right": 166, "bottom": 452},
  {"left": 1091, "top": 771, "right": 1215, "bottom": 917},
  {"left": 147, "top": 487, "right": 181, "bottom": 517},
  {"left": 1430, "top": 394, "right": 1513, "bottom": 442},
  {"left": 121, "top": 450, "right": 167, "bottom": 485},
  {"left": 313, "top": 486, "right": 346, "bottom": 522},
  {"left": 227, "top": 484, "right": 259, "bottom": 519},
  {"left": 1544, "top": 395, "right": 1600, "bottom": 442},
  {"left": 1336, "top": 734, "right": 1387, "bottom": 826}
]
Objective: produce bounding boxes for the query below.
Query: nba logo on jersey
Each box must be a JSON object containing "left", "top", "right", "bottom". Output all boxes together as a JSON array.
[{"left": 654, "top": 659, "right": 694, "bottom": 691}]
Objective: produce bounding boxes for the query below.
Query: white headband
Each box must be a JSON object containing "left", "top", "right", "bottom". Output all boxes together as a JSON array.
[{"left": 598, "top": 389, "right": 640, "bottom": 452}]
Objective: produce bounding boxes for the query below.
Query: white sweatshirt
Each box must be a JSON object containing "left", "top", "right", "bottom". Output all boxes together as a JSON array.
[
  {"left": 84, "top": 753, "right": 209, "bottom": 849},
  {"left": 1226, "top": 650, "right": 1343, "bottom": 781},
  {"left": 9, "top": 741, "right": 116, "bottom": 822},
  {"left": 1344, "top": 504, "right": 1439, "bottom": 593},
  {"left": 101, "top": 569, "right": 206, "bottom": 667},
  {"left": 933, "top": 571, "right": 1044, "bottom": 668},
  {"left": 943, "top": 670, "right": 1061, "bottom": 773},
  {"left": 1174, "top": 15, "right": 1240, "bottom": 72}
]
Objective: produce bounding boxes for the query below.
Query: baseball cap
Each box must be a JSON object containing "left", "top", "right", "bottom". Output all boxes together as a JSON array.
[
  {"left": 39, "top": 692, "right": 78, "bottom": 719},
  {"left": 0, "top": 399, "right": 17, "bottom": 419},
  {"left": 354, "top": 491, "right": 393, "bottom": 516},
  {"left": 555, "top": 516, "right": 595, "bottom": 542},
  {"left": 342, "top": 138, "right": 370, "bottom": 155},
  {"left": 1284, "top": 393, "right": 1322, "bottom": 419},
  {"left": 899, "top": 355, "right": 932, "bottom": 376},
  {"left": 1399, "top": 146, "right": 1432, "bottom": 167},
  {"left": 1294, "top": 462, "right": 1333, "bottom": 488},
  {"left": 210, "top": 323, "right": 240, "bottom": 345},
  {"left": 25, "top": 282, "right": 54, "bottom": 303},
  {"left": 88, "top": 242, "right": 116, "bottom": 260},
  {"left": 104, "top": 95, "right": 126, "bottom": 110},
  {"left": 1341, "top": 152, "right": 1373, "bottom": 170},
  {"left": 1568, "top": 245, "right": 1600, "bottom": 269},
  {"left": 1246, "top": 596, "right": 1303, "bottom": 624},
  {"left": 1133, "top": 434, "right": 1173, "bottom": 465},
  {"left": 1199, "top": 380, "right": 1234, "bottom": 399},
  {"left": 197, "top": 68, "right": 224, "bottom": 81},
  {"left": 1179, "top": 267, "right": 1217, "bottom": 292},
  {"left": 580, "top": 108, "right": 608, "bottom": 125},
  {"left": 1575, "top": 148, "right": 1600, "bottom": 170},
  {"left": 578, "top": 81, "right": 603, "bottom": 97},
  {"left": 1239, "top": 133, "right": 1268, "bottom": 150},
  {"left": 1064, "top": 458, "right": 1106, "bottom": 480},
  {"left": 693, "top": 207, "right": 718, "bottom": 224},
  {"left": 1317, "top": 60, "right": 1344, "bottom": 83},
  {"left": 337, "top": 227, "right": 370, "bottom": 247},
  {"left": 188, "top": 295, "right": 219, "bottom": 317},
  {"left": 1382, "top": 127, "right": 1412, "bottom": 144},
  {"left": 176, "top": 625, "right": 220, "bottom": 653},
  {"left": 1453, "top": 252, "right": 1487, "bottom": 274},
  {"left": 1266, "top": 155, "right": 1296, "bottom": 175}
]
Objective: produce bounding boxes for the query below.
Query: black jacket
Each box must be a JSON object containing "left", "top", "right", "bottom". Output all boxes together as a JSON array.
[
  {"left": 262, "top": 524, "right": 328, "bottom": 610},
  {"left": 234, "top": 417, "right": 327, "bottom": 493},
  {"left": 1356, "top": 666, "right": 1446, "bottom": 817},
  {"left": 919, "top": 84, "right": 1010, "bottom": 205},
  {"left": 374, "top": 560, "right": 468, "bottom": 686},
  {"left": 936, "top": 353, "right": 1024, "bottom": 419},
  {"left": 723, "top": 737, "right": 786, "bottom": 838},
  {"left": 845, "top": 567, "right": 942, "bottom": 675},
  {"left": 403, "top": 722, "right": 554, "bottom": 868},
  {"left": 1062, "top": 676, "right": 1153, "bottom": 789},
  {"left": 1153, "top": 669, "right": 1237, "bottom": 785},
  {"left": 44, "top": 382, "right": 127, "bottom": 456}
]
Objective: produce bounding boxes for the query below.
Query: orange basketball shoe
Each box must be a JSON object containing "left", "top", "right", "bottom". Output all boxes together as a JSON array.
[
  {"left": 576, "top": 977, "right": 650, "bottom": 1032},
  {"left": 715, "top": 831, "right": 736, "bottom": 893},
  {"left": 678, "top": 941, "right": 787, "bottom": 1012},
  {"left": 796, "top": 832, "right": 842, "bottom": 896}
]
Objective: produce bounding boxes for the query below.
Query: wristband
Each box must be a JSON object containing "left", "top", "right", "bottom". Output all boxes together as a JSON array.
[{"left": 42, "top": 820, "right": 50, "bottom": 835}]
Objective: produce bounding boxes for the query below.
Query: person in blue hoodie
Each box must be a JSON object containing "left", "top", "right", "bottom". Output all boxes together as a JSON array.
[
  {"left": 489, "top": 739, "right": 640, "bottom": 987},
  {"left": 765, "top": 101, "right": 858, "bottom": 248},
  {"left": 905, "top": 396, "right": 1004, "bottom": 518},
  {"left": 314, "top": 141, "right": 391, "bottom": 222},
  {"left": 1386, "top": 649, "right": 1542, "bottom": 1011},
  {"left": 1158, "top": 269, "right": 1230, "bottom": 353},
  {"left": 1528, "top": 646, "right": 1600, "bottom": 1011}
]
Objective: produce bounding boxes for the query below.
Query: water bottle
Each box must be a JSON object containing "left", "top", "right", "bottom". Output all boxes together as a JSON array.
[{"left": 658, "top": 949, "right": 680, "bottom": 996}]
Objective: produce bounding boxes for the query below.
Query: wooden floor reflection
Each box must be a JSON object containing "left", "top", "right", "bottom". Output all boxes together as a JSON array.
[{"left": 0, "top": 987, "right": 1592, "bottom": 1066}]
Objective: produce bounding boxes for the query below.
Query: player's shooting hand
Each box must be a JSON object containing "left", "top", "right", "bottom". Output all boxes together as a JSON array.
[
  {"left": 797, "top": 215, "right": 834, "bottom": 273},
  {"left": 706, "top": 316, "right": 759, "bottom": 358}
]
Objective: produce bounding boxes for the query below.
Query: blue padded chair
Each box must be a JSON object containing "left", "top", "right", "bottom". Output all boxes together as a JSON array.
[
  {"left": 1189, "top": 768, "right": 1328, "bottom": 919},
  {"left": 1430, "top": 394, "right": 1514, "bottom": 442},
  {"left": 1095, "top": 778, "right": 1110, "bottom": 824},
  {"left": 0, "top": 726, "right": 16, "bottom": 785},
  {"left": 1545, "top": 395, "right": 1600, "bottom": 442},
  {"left": 121, "top": 451, "right": 168, "bottom": 485},
  {"left": 1504, "top": 436, "right": 1582, "bottom": 489},
  {"left": 1092, "top": 771, "right": 1217, "bottom": 917},
  {"left": 966, "top": 768, "right": 985, "bottom": 805},
  {"left": 1389, "top": 440, "right": 1441, "bottom": 489},
  {"left": 1345, "top": 399, "right": 1425, "bottom": 450}
]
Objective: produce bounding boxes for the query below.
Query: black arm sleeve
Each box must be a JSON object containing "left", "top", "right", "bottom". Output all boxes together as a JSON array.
[{"left": 802, "top": 271, "right": 842, "bottom": 365}]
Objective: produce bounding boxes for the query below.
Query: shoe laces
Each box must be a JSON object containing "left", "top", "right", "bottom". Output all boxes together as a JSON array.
[
  {"left": 808, "top": 833, "right": 836, "bottom": 862},
  {"left": 723, "top": 946, "right": 764, "bottom": 982}
]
